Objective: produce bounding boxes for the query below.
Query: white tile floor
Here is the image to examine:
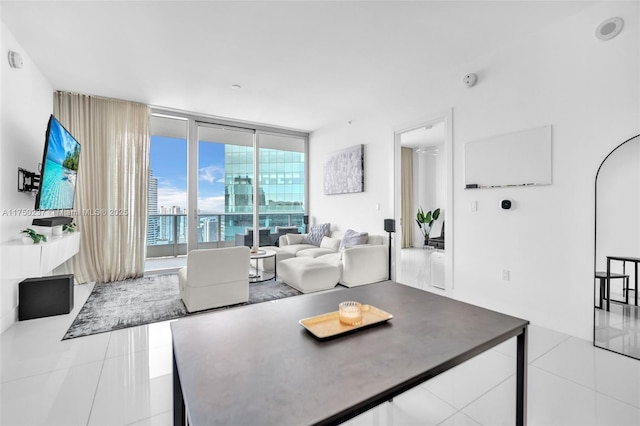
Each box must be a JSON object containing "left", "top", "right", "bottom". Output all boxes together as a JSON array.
[{"left": 2, "top": 254, "right": 640, "bottom": 425}]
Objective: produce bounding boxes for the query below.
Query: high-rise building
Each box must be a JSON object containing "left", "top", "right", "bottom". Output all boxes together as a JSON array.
[
  {"left": 222, "top": 145, "right": 304, "bottom": 240},
  {"left": 202, "top": 218, "right": 219, "bottom": 243},
  {"left": 147, "top": 171, "right": 159, "bottom": 245},
  {"left": 160, "top": 206, "right": 182, "bottom": 215}
]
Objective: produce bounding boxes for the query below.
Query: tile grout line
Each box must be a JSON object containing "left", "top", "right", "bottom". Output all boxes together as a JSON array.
[
  {"left": 426, "top": 334, "right": 576, "bottom": 426},
  {"left": 124, "top": 410, "right": 173, "bottom": 426},
  {"left": 530, "top": 359, "right": 640, "bottom": 411},
  {"left": 526, "top": 333, "right": 572, "bottom": 364},
  {"left": 436, "top": 410, "right": 482, "bottom": 426},
  {"left": 444, "top": 334, "right": 640, "bottom": 419},
  {"left": 85, "top": 330, "right": 112, "bottom": 426},
  {"left": 531, "top": 335, "right": 640, "bottom": 408},
  {"left": 451, "top": 373, "right": 514, "bottom": 420},
  {"left": 0, "top": 356, "right": 104, "bottom": 385}
]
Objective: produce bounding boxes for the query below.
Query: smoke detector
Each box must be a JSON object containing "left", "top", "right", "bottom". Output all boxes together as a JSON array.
[
  {"left": 463, "top": 73, "right": 477, "bottom": 88},
  {"left": 596, "top": 17, "right": 623, "bottom": 41}
]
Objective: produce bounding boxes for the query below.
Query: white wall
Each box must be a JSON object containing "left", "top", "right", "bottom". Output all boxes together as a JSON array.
[
  {"left": 308, "top": 120, "right": 394, "bottom": 234},
  {"left": 309, "top": 2, "right": 639, "bottom": 340},
  {"left": 0, "top": 22, "right": 54, "bottom": 332}
]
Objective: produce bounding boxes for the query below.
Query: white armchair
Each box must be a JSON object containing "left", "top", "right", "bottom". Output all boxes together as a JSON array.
[{"left": 178, "top": 246, "right": 250, "bottom": 313}]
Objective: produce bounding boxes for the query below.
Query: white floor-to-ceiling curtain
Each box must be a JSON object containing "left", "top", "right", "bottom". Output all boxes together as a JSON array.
[
  {"left": 401, "top": 147, "right": 414, "bottom": 248},
  {"left": 54, "top": 91, "right": 150, "bottom": 283}
]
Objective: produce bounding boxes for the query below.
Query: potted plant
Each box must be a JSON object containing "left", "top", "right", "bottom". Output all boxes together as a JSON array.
[
  {"left": 416, "top": 207, "right": 440, "bottom": 246},
  {"left": 21, "top": 228, "right": 47, "bottom": 244},
  {"left": 63, "top": 221, "right": 77, "bottom": 233}
]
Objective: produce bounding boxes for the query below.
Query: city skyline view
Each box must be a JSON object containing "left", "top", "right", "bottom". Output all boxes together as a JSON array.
[
  {"left": 147, "top": 133, "right": 306, "bottom": 246},
  {"left": 149, "top": 135, "right": 227, "bottom": 213}
]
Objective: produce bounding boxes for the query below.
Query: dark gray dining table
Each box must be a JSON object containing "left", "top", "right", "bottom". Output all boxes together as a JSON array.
[{"left": 171, "top": 280, "right": 529, "bottom": 426}]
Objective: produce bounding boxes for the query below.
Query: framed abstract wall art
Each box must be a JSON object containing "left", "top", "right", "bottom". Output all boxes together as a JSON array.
[{"left": 323, "top": 144, "right": 364, "bottom": 195}]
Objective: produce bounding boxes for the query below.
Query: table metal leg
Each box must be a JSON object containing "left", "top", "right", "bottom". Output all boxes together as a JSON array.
[
  {"left": 516, "top": 326, "right": 528, "bottom": 426},
  {"left": 598, "top": 278, "right": 605, "bottom": 309},
  {"left": 173, "top": 349, "right": 186, "bottom": 426},
  {"left": 635, "top": 263, "right": 638, "bottom": 307},
  {"left": 606, "top": 258, "right": 611, "bottom": 312}
]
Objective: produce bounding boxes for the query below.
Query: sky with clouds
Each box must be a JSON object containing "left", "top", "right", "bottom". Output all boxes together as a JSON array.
[{"left": 150, "top": 136, "right": 226, "bottom": 213}]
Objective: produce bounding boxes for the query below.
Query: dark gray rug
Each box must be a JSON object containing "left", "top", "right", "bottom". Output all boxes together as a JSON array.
[{"left": 62, "top": 274, "right": 301, "bottom": 340}]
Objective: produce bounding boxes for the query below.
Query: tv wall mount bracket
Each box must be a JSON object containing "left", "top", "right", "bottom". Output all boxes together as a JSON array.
[{"left": 18, "top": 167, "right": 40, "bottom": 193}]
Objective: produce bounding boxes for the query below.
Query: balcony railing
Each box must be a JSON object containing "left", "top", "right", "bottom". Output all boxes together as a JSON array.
[{"left": 146, "top": 212, "right": 304, "bottom": 258}]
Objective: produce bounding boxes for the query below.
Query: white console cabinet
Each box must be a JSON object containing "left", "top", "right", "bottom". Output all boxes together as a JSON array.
[{"left": 1, "top": 232, "right": 80, "bottom": 279}]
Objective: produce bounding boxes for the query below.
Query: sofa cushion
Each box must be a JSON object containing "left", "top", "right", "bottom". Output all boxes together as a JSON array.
[
  {"left": 303, "top": 223, "right": 330, "bottom": 246},
  {"left": 286, "top": 233, "right": 304, "bottom": 245},
  {"left": 339, "top": 229, "right": 369, "bottom": 252},
  {"left": 367, "top": 234, "right": 385, "bottom": 245},
  {"left": 297, "top": 248, "right": 336, "bottom": 259},
  {"left": 320, "top": 236, "right": 341, "bottom": 252},
  {"left": 279, "top": 243, "right": 316, "bottom": 256}
]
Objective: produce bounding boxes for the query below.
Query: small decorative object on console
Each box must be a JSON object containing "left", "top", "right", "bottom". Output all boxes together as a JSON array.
[
  {"left": 20, "top": 228, "right": 47, "bottom": 244},
  {"left": 339, "top": 301, "right": 363, "bottom": 326},
  {"left": 299, "top": 304, "right": 393, "bottom": 340}
]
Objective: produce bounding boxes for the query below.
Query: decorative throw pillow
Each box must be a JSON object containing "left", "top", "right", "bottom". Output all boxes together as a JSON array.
[
  {"left": 286, "top": 233, "right": 304, "bottom": 245},
  {"left": 339, "top": 229, "right": 369, "bottom": 252},
  {"left": 320, "top": 236, "right": 341, "bottom": 252},
  {"left": 303, "top": 223, "right": 331, "bottom": 246}
]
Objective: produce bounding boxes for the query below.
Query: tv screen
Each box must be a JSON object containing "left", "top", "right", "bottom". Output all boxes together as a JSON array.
[{"left": 35, "top": 115, "right": 81, "bottom": 211}]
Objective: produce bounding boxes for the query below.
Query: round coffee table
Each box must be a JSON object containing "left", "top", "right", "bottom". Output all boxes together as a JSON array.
[{"left": 249, "top": 248, "right": 277, "bottom": 283}]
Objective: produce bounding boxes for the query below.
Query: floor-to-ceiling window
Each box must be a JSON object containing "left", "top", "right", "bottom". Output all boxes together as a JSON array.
[
  {"left": 197, "top": 123, "right": 255, "bottom": 248},
  {"left": 147, "top": 111, "right": 308, "bottom": 258},
  {"left": 147, "top": 115, "right": 188, "bottom": 257}
]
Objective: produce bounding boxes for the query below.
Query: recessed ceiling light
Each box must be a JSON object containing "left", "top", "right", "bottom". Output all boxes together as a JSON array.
[
  {"left": 231, "top": 84, "right": 242, "bottom": 90},
  {"left": 596, "top": 17, "right": 623, "bottom": 41}
]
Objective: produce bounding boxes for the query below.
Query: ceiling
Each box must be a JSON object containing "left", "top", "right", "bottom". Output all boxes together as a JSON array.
[{"left": 2, "top": 1, "right": 598, "bottom": 131}]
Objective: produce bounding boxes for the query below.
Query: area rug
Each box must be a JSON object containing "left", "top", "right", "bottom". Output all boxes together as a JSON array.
[{"left": 62, "top": 274, "right": 301, "bottom": 340}]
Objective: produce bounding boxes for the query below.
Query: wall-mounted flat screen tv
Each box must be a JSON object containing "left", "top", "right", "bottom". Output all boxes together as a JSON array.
[{"left": 35, "top": 115, "right": 81, "bottom": 210}]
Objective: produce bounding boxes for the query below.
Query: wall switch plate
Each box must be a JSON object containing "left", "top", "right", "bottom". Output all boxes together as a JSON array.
[
  {"left": 471, "top": 201, "right": 478, "bottom": 211},
  {"left": 502, "top": 269, "right": 510, "bottom": 281}
]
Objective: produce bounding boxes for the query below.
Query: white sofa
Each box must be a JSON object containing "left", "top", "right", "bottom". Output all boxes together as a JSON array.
[{"left": 276, "top": 230, "right": 388, "bottom": 287}]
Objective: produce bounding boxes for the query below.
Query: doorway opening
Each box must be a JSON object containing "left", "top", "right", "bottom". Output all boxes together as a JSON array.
[{"left": 393, "top": 110, "right": 453, "bottom": 292}]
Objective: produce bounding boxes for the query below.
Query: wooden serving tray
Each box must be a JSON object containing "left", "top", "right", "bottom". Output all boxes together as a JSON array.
[{"left": 299, "top": 305, "right": 393, "bottom": 340}]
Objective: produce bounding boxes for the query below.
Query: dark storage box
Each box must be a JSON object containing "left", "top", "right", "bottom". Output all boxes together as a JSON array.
[{"left": 18, "top": 274, "right": 74, "bottom": 320}]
